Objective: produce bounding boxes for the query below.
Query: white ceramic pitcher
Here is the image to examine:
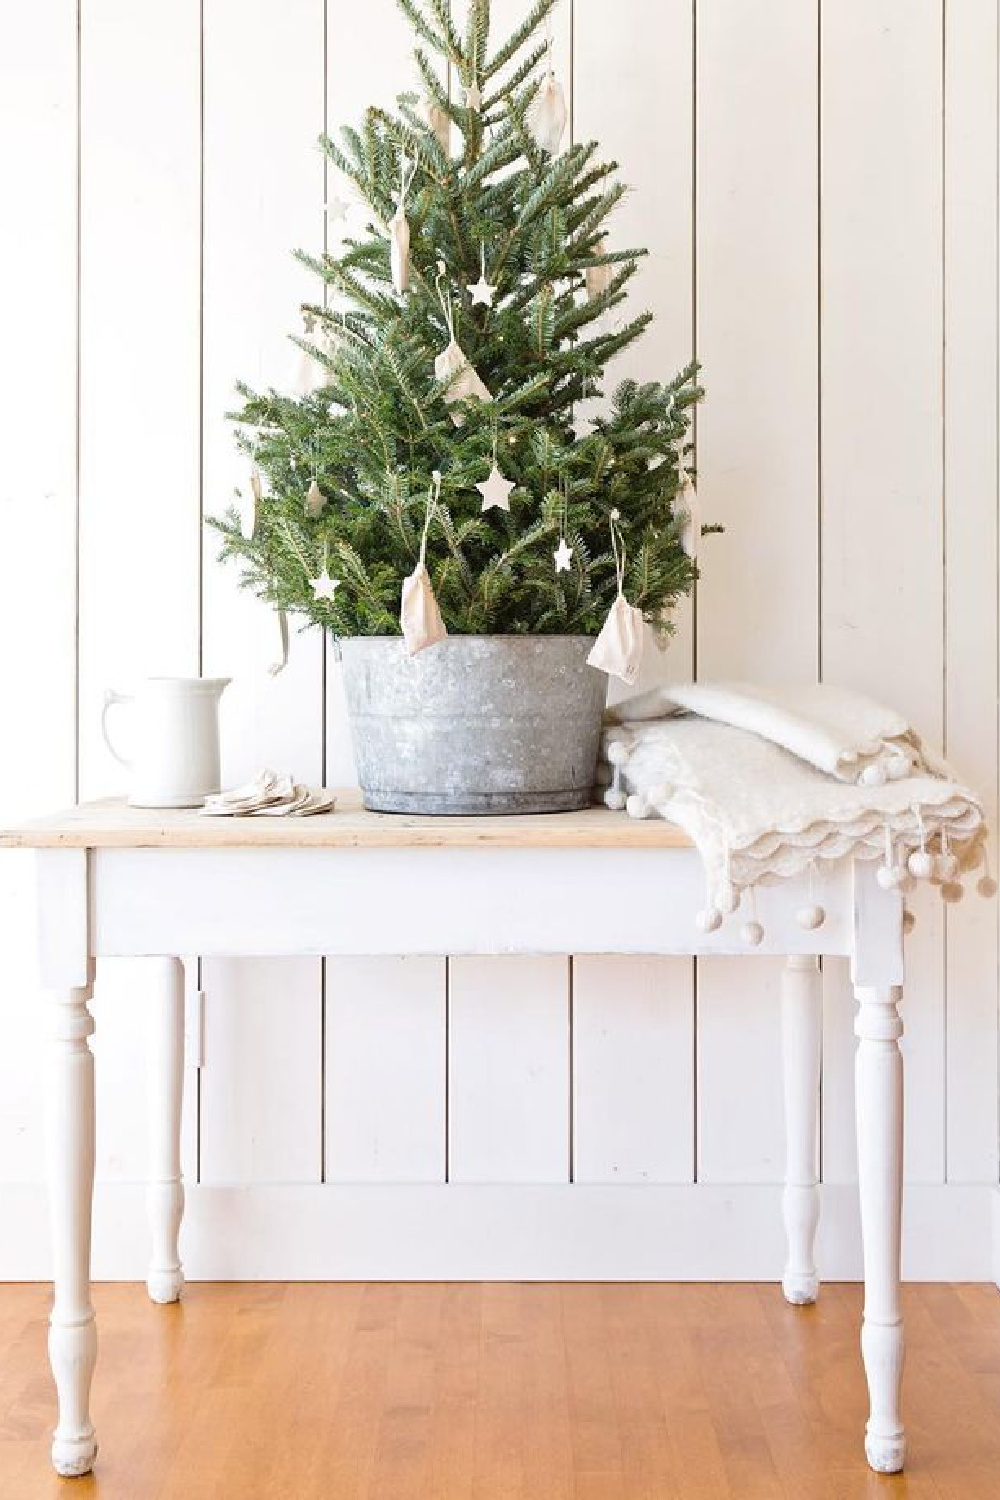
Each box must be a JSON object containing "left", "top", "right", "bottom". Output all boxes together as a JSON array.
[{"left": 102, "top": 677, "right": 231, "bottom": 808}]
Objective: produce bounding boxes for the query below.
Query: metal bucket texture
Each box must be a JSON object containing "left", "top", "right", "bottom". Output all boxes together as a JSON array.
[{"left": 339, "top": 635, "right": 607, "bottom": 815}]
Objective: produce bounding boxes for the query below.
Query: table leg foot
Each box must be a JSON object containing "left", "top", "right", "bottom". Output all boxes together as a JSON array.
[{"left": 50, "top": 1318, "right": 98, "bottom": 1475}]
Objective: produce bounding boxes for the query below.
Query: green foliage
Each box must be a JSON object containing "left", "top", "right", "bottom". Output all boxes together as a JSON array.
[{"left": 210, "top": 0, "right": 706, "bottom": 639}]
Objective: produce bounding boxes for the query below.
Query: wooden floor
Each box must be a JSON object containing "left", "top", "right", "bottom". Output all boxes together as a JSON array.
[{"left": 0, "top": 1283, "right": 998, "bottom": 1498}]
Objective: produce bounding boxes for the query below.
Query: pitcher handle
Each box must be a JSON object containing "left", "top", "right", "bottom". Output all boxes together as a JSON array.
[{"left": 101, "top": 690, "right": 134, "bottom": 768}]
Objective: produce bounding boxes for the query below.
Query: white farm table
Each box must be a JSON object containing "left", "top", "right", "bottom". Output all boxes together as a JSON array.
[{"left": 1, "top": 795, "right": 908, "bottom": 1476}]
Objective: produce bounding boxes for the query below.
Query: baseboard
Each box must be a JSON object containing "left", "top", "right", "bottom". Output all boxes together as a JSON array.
[{"left": 0, "top": 1180, "right": 994, "bottom": 1282}]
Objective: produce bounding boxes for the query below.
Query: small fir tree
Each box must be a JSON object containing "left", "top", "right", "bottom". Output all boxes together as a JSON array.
[{"left": 211, "top": 0, "right": 706, "bottom": 641}]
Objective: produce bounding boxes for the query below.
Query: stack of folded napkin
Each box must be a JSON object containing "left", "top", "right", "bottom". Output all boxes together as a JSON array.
[
  {"left": 200, "top": 771, "right": 335, "bottom": 818},
  {"left": 599, "top": 682, "right": 991, "bottom": 944}
]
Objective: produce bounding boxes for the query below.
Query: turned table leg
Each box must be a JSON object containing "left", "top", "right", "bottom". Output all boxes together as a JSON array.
[
  {"left": 47, "top": 984, "right": 98, "bottom": 1477},
  {"left": 781, "top": 954, "right": 822, "bottom": 1304},
  {"left": 146, "top": 957, "right": 185, "bottom": 1303},
  {"left": 854, "top": 983, "right": 905, "bottom": 1473}
]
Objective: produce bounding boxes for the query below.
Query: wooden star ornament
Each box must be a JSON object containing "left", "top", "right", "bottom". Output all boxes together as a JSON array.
[
  {"left": 309, "top": 567, "right": 340, "bottom": 603},
  {"left": 553, "top": 537, "right": 574, "bottom": 573},
  {"left": 476, "top": 463, "right": 515, "bottom": 513}
]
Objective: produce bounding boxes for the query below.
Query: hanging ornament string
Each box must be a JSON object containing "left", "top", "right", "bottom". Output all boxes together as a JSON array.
[
  {"left": 389, "top": 151, "right": 417, "bottom": 295},
  {"left": 401, "top": 470, "right": 448, "bottom": 654},
  {"left": 587, "top": 509, "right": 645, "bottom": 684}
]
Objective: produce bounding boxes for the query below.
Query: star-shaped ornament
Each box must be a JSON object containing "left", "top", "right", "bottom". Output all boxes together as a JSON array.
[
  {"left": 468, "top": 271, "right": 497, "bottom": 308},
  {"left": 325, "top": 193, "right": 349, "bottom": 223},
  {"left": 553, "top": 537, "right": 574, "bottom": 573},
  {"left": 464, "top": 81, "right": 482, "bottom": 111},
  {"left": 476, "top": 463, "right": 515, "bottom": 513},
  {"left": 309, "top": 567, "right": 340, "bottom": 604}
]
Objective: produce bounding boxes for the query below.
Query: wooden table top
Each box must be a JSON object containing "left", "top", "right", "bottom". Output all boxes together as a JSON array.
[{"left": 0, "top": 794, "right": 692, "bottom": 851}]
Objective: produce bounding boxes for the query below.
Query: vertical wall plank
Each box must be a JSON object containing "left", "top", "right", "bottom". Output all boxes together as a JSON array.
[
  {"left": 573, "top": 957, "right": 694, "bottom": 1183},
  {"left": 199, "top": 0, "right": 326, "bottom": 1184},
  {"left": 0, "top": 0, "right": 78, "bottom": 1181},
  {"left": 449, "top": 957, "right": 570, "bottom": 1183},
  {"left": 695, "top": 0, "right": 819, "bottom": 1182},
  {"left": 319, "top": 2, "right": 448, "bottom": 1189},
  {"left": 821, "top": 0, "right": 946, "bottom": 1184},
  {"left": 573, "top": 0, "right": 697, "bottom": 1185},
  {"left": 199, "top": 958, "right": 321, "bottom": 1182},
  {"left": 78, "top": 0, "right": 202, "bottom": 1185},
  {"left": 325, "top": 0, "right": 426, "bottom": 785},
  {"left": 326, "top": 958, "right": 446, "bottom": 1182},
  {"left": 943, "top": 0, "right": 999, "bottom": 1182}
]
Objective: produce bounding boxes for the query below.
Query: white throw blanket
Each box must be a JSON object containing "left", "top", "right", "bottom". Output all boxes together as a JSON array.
[{"left": 600, "top": 682, "right": 989, "bottom": 935}]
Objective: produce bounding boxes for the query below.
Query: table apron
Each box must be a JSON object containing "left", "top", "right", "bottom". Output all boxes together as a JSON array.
[{"left": 86, "top": 846, "right": 859, "bottom": 959}]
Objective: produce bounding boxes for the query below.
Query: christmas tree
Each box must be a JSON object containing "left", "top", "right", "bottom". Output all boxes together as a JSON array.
[{"left": 212, "top": 0, "right": 705, "bottom": 647}]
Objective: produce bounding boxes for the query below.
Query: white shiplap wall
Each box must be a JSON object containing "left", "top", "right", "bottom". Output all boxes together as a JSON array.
[{"left": 0, "top": 0, "right": 997, "bottom": 1278}]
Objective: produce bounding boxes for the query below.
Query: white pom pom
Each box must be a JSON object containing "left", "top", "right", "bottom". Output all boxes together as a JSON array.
[
  {"left": 877, "top": 864, "right": 904, "bottom": 891},
  {"left": 941, "top": 881, "right": 964, "bottom": 904},
  {"left": 740, "top": 920, "right": 764, "bottom": 948},
  {"left": 908, "top": 849, "right": 934, "bottom": 879},
  {"left": 860, "top": 762, "right": 888, "bottom": 787},
  {"left": 625, "top": 793, "right": 650, "bottom": 820},
  {"left": 796, "top": 904, "right": 825, "bottom": 931},
  {"left": 603, "top": 787, "right": 626, "bottom": 811},
  {"left": 696, "top": 907, "right": 723, "bottom": 934},
  {"left": 935, "top": 852, "right": 959, "bottom": 882},
  {"left": 977, "top": 875, "right": 998, "bottom": 899},
  {"left": 902, "top": 909, "right": 916, "bottom": 935},
  {"left": 647, "top": 781, "right": 673, "bottom": 806},
  {"left": 606, "top": 740, "right": 630, "bottom": 767},
  {"left": 887, "top": 755, "right": 910, "bottom": 781}
]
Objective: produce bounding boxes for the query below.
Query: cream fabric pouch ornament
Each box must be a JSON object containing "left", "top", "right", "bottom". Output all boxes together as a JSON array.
[
  {"left": 585, "top": 237, "right": 614, "bottom": 301},
  {"left": 587, "top": 510, "right": 644, "bottom": 685},
  {"left": 528, "top": 26, "right": 567, "bottom": 154},
  {"left": 401, "top": 471, "right": 448, "bottom": 655},
  {"left": 389, "top": 152, "right": 416, "bottom": 295},
  {"left": 433, "top": 261, "right": 491, "bottom": 425},
  {"left": 676, "top": 448, "right": 700, "bottom": 560}
]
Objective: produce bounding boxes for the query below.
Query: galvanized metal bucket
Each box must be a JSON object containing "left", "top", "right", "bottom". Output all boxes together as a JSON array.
[{"left": 339, "top": 635, "right": 607, "bottom": 815}]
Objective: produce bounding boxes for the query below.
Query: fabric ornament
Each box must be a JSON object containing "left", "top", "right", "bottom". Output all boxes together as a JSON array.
[
  {"left": 296, "top": 310, "right": 329, "bottom": 395},
  {"left": 587, "top": 509, "right": 644, "bottom": 685},
  {"left": 677, "top": 447, "right": 700, "bottom": 560},
  {"left": 434, "top": 262, "right": 491, "bottom": 425},
  {"left": 389, "top": 153, "right": 416, "bottom": 295},
  {"left": 528, "top": 26, "right": 567, "bottom": 155},
  {"left": 423, "top": 95, "right": 451, "bottom": 156},
  {"left": 305, "top": 478, "right": 325, "bottom": 518},
  {"left": 241, "top": 467, "right": 262, "bottom": 540},
  {"left": 401, "top": 470, "right": 448, "bottom": 655},
  {"left": 585, "top": 238, "right": 614, "bottom": 302},
  {"left": 268, "top": 609, "right": 289, "bottom": 677},
  {"left": 553, "top": 475, "right": 573, "bottom": 572}
]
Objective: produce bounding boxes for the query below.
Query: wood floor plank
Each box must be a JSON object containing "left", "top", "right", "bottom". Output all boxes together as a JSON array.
[{"left": 0, "top": 1282, "right": 997, "bottom": 1498}]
